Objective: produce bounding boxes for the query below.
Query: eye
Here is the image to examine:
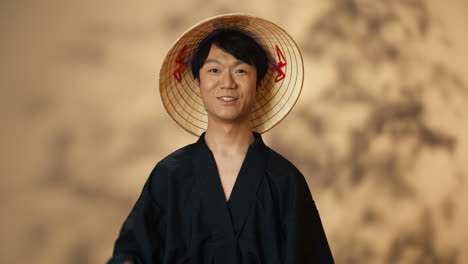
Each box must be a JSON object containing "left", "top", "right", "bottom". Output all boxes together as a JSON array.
[
  {"left": 208, "top": 68, "right": 218, "bottom": 73},
  {"left": 235, "top": 69, "right": 247, "bottom": 73}
]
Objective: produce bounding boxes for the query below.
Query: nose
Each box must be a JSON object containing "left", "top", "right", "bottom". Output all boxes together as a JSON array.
[{"left": 221, "top": 71, "right": 236, "bottom": 90}]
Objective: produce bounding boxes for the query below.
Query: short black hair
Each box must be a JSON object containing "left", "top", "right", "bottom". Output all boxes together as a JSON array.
[{"left": 190, "top": 29, "right": 269, "bottom": 87}]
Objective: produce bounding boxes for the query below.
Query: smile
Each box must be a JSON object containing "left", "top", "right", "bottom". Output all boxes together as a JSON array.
[{"left": 217, "top": 96, "right": 238, "bottom": 102}]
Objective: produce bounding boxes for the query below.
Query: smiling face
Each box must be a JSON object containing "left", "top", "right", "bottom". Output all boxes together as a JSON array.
[{"left": 194, "top": 44, "right": 263, "bottom": 126}]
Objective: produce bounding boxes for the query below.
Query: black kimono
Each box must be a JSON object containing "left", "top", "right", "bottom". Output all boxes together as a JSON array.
[{"left": 107, "top": 132, "right": 334, "bottom": 264}]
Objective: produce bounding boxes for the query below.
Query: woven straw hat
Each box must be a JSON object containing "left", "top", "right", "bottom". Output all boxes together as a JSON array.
[{"left": 159, "top": 13, "right": 304, "bottom": 136}]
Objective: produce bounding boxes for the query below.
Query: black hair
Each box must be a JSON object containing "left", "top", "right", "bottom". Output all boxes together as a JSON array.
[{"left": 190, "top": 29, "right": 269, "bottom": 87}]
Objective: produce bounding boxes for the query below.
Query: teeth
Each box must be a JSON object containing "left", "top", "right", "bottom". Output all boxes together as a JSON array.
[{"left": 219, "top": 96, "right": 237, "bottom": 102}]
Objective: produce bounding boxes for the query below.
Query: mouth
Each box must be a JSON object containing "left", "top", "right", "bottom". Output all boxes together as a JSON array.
[{"left": 216, "top": 96, "right": 238, "bottom": 102}]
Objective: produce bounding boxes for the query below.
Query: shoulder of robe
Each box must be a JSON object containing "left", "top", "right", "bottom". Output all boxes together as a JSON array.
[
  {"left": 263, "top": 146, "right": 301, "bottom": 185},
  {"left": 265, "top": 148, "right": 314, "bottom": 196},
  {"left": 146, "top": 142, "right": 198, "bottom": 200},
  {"left": 154, "top": 142, "right": 198, "bottom": 172}
]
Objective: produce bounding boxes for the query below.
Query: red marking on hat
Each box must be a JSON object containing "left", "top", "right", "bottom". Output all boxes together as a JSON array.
[
  {"left": 274, "top": 45, "right": 287, "bottom": 82},
  {"left": 173, "top": 44, "right": 187, "bottom": 83}
]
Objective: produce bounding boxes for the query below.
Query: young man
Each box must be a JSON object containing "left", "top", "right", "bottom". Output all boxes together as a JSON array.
[{"left": 108, "top": 14, "right": 334, "bottom": 264}]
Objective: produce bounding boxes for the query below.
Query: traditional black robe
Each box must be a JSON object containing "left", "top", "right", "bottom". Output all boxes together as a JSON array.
[{"left": 107, "top": 132, "right": 334, "bottom": 263}]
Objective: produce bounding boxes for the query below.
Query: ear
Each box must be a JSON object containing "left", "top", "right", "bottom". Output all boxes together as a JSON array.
[
  {"left": 194, "top": 78, "right": 201, "bottom": 93},
  {"left": 256, "top": 79, "right": 265, "bottom": 97}
]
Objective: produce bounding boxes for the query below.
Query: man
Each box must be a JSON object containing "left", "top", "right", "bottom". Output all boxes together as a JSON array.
[{"left": 108, "top": 14, "right": 334, "bottom": 264}]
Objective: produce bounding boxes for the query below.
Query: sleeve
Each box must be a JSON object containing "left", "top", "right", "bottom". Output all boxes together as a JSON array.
[
  {"left": 282, "top": 170, "right": 334, "bottom": 264},
  {"left": 296, "top": 171, "right": 334, "bottom": 264},
  {"left": 107, "top": 166, "right": 165, "bottom": 264}
]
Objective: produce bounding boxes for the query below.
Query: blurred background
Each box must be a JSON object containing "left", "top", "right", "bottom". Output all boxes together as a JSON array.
[{"left": 1, "top": 0, "right": 467, "bottom": 263}]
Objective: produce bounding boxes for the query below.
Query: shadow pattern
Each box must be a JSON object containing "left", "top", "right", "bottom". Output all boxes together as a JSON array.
[{"left": 271, "top": 0, "right": 467, "bottom": 263}]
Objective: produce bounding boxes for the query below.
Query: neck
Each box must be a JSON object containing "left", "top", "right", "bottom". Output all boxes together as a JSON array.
[{"left": 204, "top": 121, "right": 254, "bottom": 156}]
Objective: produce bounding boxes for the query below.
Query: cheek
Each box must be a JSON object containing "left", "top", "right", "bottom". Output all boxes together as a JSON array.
[
  {"left": 244, "top": 89, "right": 258, "bottom": 107},
  {"left": 198, "top": 80, "right": 214, "bottom": 96},
  {"left": 202, "top": 78, "right": 218, "bottom": 93}
]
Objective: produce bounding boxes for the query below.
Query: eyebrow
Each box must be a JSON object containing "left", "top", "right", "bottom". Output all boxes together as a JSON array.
[{"left": 204, "top": 59, "right": 248, "bottom": 66}]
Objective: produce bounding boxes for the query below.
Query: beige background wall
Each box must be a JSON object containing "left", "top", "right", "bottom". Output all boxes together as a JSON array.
[{"left": 1, "top": 0, "right": 467, "bottom": 263}]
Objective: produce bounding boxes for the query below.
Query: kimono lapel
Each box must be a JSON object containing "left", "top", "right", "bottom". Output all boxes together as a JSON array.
[
  {"left": 192, "top": 132, "right": 267, "bottom": 239},
  {"left": 227, "top": 132, "right": 267, "bottom": 236},
  {"left": 193, "top": 134, "right": 234, "bottom": 238}
]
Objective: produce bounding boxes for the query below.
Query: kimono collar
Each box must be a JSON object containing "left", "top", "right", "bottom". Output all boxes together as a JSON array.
[
  {"left": 192, "top": 131, "right": 268, "bottom": 237},
  {"left": 196, "top": 131, "right": 265, "bottom": 156}
]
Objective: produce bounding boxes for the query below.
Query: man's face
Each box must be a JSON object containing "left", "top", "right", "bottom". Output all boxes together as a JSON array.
[{"left": 194, "top": 44, "right": 263, "bottom": 125}]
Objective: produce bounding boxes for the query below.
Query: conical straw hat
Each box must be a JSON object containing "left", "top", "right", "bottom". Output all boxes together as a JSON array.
[{"left": 159, "top": 13, "right": 303, "bottom": 136}]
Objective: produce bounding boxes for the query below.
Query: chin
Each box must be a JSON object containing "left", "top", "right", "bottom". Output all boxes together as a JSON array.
[{"left": 210, "top": 113, "right": 247, "bottom": 124}]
